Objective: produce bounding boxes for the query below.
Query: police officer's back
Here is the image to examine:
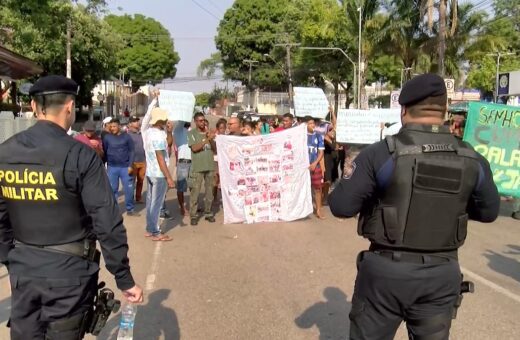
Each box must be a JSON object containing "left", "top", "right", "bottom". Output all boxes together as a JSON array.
[
  {"left": 0, "top": 75, "right": 143, "bottom": 339},
  {"left": 329, "top": 74, "right": 500, "bottom": 340}
]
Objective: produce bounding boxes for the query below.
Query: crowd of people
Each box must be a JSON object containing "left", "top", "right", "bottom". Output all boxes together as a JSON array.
[
  {"left": 70, "top": 91, "right": 519, "bottom": 243},
  {"left": 71, "top": 92, "right": 360, "bottom": 240}
]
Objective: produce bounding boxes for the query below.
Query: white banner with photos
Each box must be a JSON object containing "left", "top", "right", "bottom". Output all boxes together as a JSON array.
[
  {"left": 336, "top": 108, "right": 402, "bottom": 144},
  {"left": 216, "top": 124, "right": 313, "bottom": 224}
]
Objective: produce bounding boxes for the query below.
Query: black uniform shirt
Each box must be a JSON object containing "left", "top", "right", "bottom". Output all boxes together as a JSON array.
[
  {"left": 0, "top": 121, "right": 135, "bottom": 290},
  {"left": 329, "top": 135, "right": 500, "bottom": 223}
]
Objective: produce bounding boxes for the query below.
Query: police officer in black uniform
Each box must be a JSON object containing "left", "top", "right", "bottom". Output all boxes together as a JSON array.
[
  {"left": 0, "top": 75, "right": 143, "bottom": 339},
  {"left": 329, "top": 73, "right": 500, "bottom": 340}
]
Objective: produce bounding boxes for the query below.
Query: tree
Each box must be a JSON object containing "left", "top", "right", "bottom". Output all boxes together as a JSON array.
[
  {"left": 197, "top": 52, "right": 222, "bottom": 78},
  {"left": 105, "top": 14, "right": 180, "bottom": 86},
  {"left": 421, "top": 0, "right": 459, "bottom": 76},
  {"left": 195, "top": 92, "right": 211, "bottom": 107},
  {"left": 379, "top": 0, "right": 429, "bottom": 82},
  {"left": 0, "top": 1, "right": 121, "bottom": 106},
  {"left": 216, "top": 0, "right": 297, "bottom": 89},
  {"left": 292, "top": 0, "right": 356, "bottom": 109}
]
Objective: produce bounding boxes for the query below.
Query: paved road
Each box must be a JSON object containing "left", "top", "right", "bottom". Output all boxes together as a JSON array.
[{"left": 0, "top": 194, "right": 518, "bottom": 340}]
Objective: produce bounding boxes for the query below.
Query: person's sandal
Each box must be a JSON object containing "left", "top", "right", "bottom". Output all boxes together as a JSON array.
[{"left": 151, "top": 234, "right": 173, "bottom": 241}]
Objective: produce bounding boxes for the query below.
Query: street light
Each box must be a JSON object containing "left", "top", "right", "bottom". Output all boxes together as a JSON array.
[
  {"left": 299, "top": 46, "right": 358, "bottom": 109},
  {"left": 357, "top": 6, "right": 362, "bottom": 109},
  {"left": 263, "top": 53, "right": 286, "bottom": 75},
  {"left": 487, "top": 52, "right": 515, "bottom": 102}
]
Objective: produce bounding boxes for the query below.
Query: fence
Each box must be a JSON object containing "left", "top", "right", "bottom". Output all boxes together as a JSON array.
[{"left": 0, "top": 112, "right": 37, "bottom": 143}]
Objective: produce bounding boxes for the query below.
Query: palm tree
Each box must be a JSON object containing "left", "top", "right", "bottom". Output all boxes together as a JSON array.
[
  {"left": 421, "top": 0, "right": 459, "bottom": 76},
  {"left": 378, "top": 0, "right": 430, "bottom": 80}
]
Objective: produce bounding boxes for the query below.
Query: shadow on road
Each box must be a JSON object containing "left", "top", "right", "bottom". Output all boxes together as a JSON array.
[
  {"left": 295, "top": 287, "right": 351, "bottom": 340},
  {"left": 98, "top": 289, "right": 180, "bottom": 340},
  {"left": 484, "top": 245, "right": 520, "bottom": 283}
]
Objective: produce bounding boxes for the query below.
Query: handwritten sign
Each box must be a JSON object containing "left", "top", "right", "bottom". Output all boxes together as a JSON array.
[
  {"left": 336, "top": 109, "right": 402, "bottom": 144},
  {"left": 158, "top": 90, "right": 195, "bottom": 122},
  {"left": 293, "top": 87, "right": 329, "bottom": 119},
  {"left": 463, "top": 102, "right": 520, "bottom": 197}
]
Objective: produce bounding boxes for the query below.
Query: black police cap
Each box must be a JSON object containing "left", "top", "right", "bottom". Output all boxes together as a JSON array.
[
  {"left": 29, "top": 75, "right": 79, "bottom": 96},
  {"left": 399, "top": 73, "right": 446, "bottom": 106}
]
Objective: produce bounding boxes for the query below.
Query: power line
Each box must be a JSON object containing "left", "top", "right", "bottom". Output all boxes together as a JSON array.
[
  {"left": 206, "top": 0, "right": 225, "bottom": 15},
  {"left": 191, "top": 0, "right": 221, "bottom": 21}
]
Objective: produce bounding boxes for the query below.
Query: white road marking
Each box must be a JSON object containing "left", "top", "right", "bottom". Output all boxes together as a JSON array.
[
  {"left": 145, "top": 242, "right": 162, "bottom": 291},
  {"left": 461, "top": 266, "right": 520, "bottom": 304}
]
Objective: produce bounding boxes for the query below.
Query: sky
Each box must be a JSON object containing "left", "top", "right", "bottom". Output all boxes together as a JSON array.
[
  {"left": 106, "top": 0, "right": 235, "bottom": 93},
  {"left": 105, "top": 0, "right": 492, "bottom": 94}
]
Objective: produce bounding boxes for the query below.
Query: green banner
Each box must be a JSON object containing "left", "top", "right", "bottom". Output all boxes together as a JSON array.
[{"left": 463, "top": 102, "right": 520, "bottom": 197}]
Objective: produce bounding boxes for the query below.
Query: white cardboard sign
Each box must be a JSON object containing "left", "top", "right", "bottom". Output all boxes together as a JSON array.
[
  {"left": 336, "top": 109, "right": 402, "bottom": 144},
  {"left": 293, "top": 87, "right": 329, "bottom": 119},
  {"left": 159, "top": 90, "right": 196, "bottom": 122}
]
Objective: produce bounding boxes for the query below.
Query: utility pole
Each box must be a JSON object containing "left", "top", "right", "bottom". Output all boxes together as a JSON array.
[
  {"left": 66, "top": 18, "right": 72, "bottom": 79},
  {"left": 275, "top": 41, "right": 300, "bottom": 109},
  {"left": 357, "top": 6, "right": 363, "bottom": 109},
  {"left": 243, "top": 59, "right": 258, "bottom": 85},
  {"left": 487, "top": 52, "right": 515, "bottom": 103},
  {"left": 243, "top": 59, "right": 258, "bottom": 110}
]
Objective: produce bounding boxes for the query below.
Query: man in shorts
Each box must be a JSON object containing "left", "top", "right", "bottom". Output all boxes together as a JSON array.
[{"left": 305, "top": 116, "right": 325, "bottom": 219}]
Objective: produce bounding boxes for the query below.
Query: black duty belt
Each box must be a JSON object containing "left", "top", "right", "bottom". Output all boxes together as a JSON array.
[
  {"left": 372, "top": 250, "right": 454, "bottom": 265},
  {"left": 178, "top": 159, "right": 191, "bottom": 164},
  {"left": 14, "top": 239, "right": 99, "bottom": 262}
]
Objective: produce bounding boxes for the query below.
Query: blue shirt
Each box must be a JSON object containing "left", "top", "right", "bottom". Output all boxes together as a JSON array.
[
  {"left": 128, "top": 130, "right": 145, "bottom": 163},
  {"left": 103, "top": 132, "right": 135, "bottom": 167},
  {"left": 307, "top": 132, "right": 325, "bottom": 164}
]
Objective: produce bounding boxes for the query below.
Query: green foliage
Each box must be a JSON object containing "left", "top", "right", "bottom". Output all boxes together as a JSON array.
[
  {"left": 366, "top": 55, "right": 401, "bottom": 88},
  {"left": 197, "top": 52, "right": 222, "bottom": 78},
  {"left": 0, "top": 1, "right": 120, "bottom": 106},
  {"left": 216, "top": 0, "right": 295, "bottom": 89},
  {"left": 105, "top": 14, "right": 180, "bottom": 86},
  {"left": 195, "top": 92, "right": 211, "bottom": 107},
  {"left": 196, "top": 88, "right": 233, "bottom": 108},
  {"left": 465, "top": 0, "right": 520, "bottom": 94}
]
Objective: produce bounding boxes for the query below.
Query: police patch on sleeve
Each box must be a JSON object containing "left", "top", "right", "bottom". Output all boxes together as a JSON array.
[{"left": 343, "top": 161, "right": 357, "bottom": 179}]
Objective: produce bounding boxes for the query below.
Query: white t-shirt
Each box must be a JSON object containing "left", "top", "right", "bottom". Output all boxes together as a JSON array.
[
  {"left": 174, "top": 124, "right": 191, "bottom": 160},
  {"left": 144, "top": 127, "right": 169, "bottom": 178}
]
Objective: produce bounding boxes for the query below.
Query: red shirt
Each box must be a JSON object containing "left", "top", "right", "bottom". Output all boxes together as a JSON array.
[{"left": 74, "top": 133, "right": 103, "bottom": 153}]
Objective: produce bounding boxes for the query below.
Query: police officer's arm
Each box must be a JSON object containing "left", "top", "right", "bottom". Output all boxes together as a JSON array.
[
  {"left": 467, "top": 154, "right": 500, "bottom": 223},
  {"left": 329, "top": 144, "right": 380, "bottom": 217},
  {"left": 76, "top": 145, "right": 135, "bottom": 290},
  {"left": 0, "top": 192, "right": 13, "bottom": 267}
]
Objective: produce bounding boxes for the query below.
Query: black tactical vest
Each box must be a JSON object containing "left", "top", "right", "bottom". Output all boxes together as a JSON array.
[
  {"left": 0, "top": 133, "right": 88, "bottom": 246},
  {"left": 358, "top": 124, "right": 480, "bottom": 252}
]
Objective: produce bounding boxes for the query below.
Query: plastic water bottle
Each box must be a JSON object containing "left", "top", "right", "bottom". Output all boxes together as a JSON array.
[{"left": 117, "top": 303, "right": 136, "bottom": 340}]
